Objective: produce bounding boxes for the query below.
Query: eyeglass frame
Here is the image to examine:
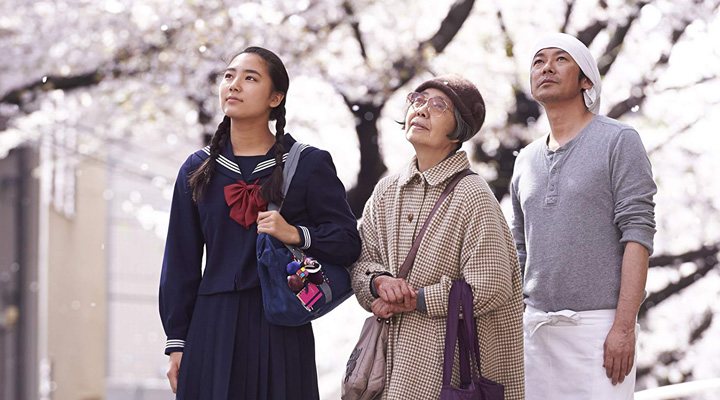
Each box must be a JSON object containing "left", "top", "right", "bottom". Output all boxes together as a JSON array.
[{"left": 406, "top": 92, "right": 453, "bottom": 116}]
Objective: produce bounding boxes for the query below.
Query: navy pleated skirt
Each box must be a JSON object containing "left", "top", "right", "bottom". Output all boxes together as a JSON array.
[{"left": 176, "top": 286, "right": 319, "bottom": 400}]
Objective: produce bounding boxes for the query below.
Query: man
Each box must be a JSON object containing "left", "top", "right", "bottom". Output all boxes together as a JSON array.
[{"left": 510, "top": 32, "right": 656, "bottom": 399}]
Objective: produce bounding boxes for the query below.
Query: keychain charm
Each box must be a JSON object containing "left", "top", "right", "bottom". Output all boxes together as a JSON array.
[{"left": 285, "top": 255, "right": 326, "bottom": 298}]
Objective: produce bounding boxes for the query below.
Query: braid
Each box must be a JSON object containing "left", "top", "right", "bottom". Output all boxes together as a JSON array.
[
  {"left": 261, "top": 105, "right": 287, "bottom": 204},
  {"left": 188, "top": 116, "right": 230, "bottom": 202}
]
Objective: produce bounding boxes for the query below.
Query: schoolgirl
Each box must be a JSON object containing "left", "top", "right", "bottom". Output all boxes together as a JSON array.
[{"left": 159, "top": 47, "right": 360, "bottom": 399}]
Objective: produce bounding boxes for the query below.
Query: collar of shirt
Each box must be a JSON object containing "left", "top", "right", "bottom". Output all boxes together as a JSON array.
[
  {"left": 205, "top": 133, "right": 299, "bottom": 181},
  {"left": 398, "top": 151, "right": 470, "bottom": 187}
]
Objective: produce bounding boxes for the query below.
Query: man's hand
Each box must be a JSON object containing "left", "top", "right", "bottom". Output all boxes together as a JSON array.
[
  {"left": 603, "top": 323, "right": 636, "bottom": 385},
  {"left": 167, "top": 351, "right": 183, "bottom": 393},
  {"left": 257, "top": 210, "right": 301, "bottom": 245},
  {"left": 373, "top": 275, "right": 416, "bottom": 304}
]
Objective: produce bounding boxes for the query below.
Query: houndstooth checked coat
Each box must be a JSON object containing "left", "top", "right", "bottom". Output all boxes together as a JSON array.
[{"left": 350, "top": 151, "right": 525, "bottom": 400}]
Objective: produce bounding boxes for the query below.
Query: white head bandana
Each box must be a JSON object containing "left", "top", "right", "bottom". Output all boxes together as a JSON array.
[{"left": 531, "top": 33, "right": 602, "bottom": 114}]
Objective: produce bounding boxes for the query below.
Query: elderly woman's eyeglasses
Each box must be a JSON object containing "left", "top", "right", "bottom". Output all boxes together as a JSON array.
[{"left": 406, "top": 92, "right": 451, "bottom": 116}]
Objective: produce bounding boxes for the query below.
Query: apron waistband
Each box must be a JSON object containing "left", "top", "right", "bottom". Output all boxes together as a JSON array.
[{"left": 524, "top": 305, "right": 616, "bottom": 338}]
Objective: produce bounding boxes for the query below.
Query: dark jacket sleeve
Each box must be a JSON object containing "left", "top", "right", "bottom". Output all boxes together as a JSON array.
[
  {"left": 159, "top": 155, "right": 205, "bottom": 355},
  {"left": 296, "top": 149, "right": 361, "bottom": 266}
]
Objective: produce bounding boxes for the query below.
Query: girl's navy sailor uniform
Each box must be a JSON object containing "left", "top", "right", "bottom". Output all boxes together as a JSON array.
[{"left": 159, "top": 133, "right": 360, "bottom": 399}]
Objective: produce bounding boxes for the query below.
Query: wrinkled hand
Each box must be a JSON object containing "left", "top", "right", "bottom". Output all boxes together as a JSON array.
[
  {"left": 373, "top": 275, "right": 416, "bottom": 304},
  {"left": 257, "top": 211, "right": 301, "bottom": 245},
  {"left": 167, "top": 352, "right": 183, "bottom": 393},
  {"left": 371, "top": 294, "right": 418, "bottom": 319},
  {"left": 603, "top": 324, "right": 636, "bottom": 385}
]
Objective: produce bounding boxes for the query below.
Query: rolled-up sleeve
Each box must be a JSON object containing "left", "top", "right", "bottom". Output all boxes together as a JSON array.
[{"left": 611, "top": 129, "right": 657, "bottom": 255}]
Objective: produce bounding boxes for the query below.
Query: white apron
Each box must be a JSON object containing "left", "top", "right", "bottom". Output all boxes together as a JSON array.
[{"left": 524, "top": 306, "right": 637, "bottom": 400}]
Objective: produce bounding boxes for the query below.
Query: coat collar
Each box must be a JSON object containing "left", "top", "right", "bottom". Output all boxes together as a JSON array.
[
  {"left": 201, "top": 133, "right": 300, "bottom": 181},
  {"left": 398, "top": 151, "right": 471, "bottom": 187}
]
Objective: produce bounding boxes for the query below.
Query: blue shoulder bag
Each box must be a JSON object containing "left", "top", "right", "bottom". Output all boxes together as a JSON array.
[{"left": 256, "top": 142, "right": 353, "bottom": 326}]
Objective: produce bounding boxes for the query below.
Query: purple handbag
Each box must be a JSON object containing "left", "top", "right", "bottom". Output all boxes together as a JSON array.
[{"left": 440, "top": 281, "right": 504, "bottom": 400}]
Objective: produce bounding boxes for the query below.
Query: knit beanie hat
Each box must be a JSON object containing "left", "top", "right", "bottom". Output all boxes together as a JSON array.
[{"left": 414, "top": 74, "right": 486, "bottom": 140}]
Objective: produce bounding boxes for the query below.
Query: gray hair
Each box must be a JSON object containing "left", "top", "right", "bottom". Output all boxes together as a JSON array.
[{"left": 447, "top": 107, "right": 475, "bottom": 144}]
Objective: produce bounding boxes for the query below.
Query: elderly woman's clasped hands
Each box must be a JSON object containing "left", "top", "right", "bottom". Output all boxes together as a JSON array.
[{"left": 370, "top": 276, "right": 418, "bottom": 319}]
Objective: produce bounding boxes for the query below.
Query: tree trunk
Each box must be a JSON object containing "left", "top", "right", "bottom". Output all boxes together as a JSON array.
[{"left": 346, "top": 102, "right": 387, "bottom": 217}]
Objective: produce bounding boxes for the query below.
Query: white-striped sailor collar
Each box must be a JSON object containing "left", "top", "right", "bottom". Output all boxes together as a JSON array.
[{"left": 201, "top": 133, "right": 310, "bottom": 180}]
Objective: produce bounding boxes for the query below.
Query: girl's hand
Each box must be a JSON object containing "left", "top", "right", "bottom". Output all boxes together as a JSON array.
[
  {"left": 167, "top": 352, "right": 183, "bottom": 393},
  {"left": 257, "top": 210, "right": 301, "bottom": 245}
]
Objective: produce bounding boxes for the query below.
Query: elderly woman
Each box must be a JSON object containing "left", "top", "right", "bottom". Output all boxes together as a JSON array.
[{"left": 350, "top": 75, "right": 524, "bottom": 399}]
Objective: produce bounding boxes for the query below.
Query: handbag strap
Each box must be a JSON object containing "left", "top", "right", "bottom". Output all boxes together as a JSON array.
[
  {"left": 396, "top": 169, "right": 474, "bottom": 279},
  {"left": 442, "top": 281, "right": 484, "bottom": 387},
  {"left": 460, "top": 281, "right": 483, "bottom": 378},
  {"left": 442, "top": 280, "right": 465, "bottom": 386}
]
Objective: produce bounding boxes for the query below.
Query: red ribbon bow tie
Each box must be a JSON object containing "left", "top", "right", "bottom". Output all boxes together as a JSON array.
[{"left": 223, "top": 180, "right": 268, "bottom": 228}]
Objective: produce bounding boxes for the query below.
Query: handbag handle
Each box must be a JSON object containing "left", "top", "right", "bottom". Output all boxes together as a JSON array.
[
  {"left": 397, "top": 169, "right": 474, "bottom": 279},
  {"left": 442, "top": 281, "right": 485, "bottom": 387},
  {"left": 460, "top": 281, "right": 483, "bottom": 379},
  {"left": 442, "top": 281, "right": 465, "bottom": 386}
]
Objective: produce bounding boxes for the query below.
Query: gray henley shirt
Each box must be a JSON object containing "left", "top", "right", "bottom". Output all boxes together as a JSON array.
[{"left": 510, "top": 115, "right": 657, "bottom": 312}]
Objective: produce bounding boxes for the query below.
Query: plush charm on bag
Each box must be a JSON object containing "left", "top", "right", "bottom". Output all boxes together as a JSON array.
[
  {"left": 286, "top": 256, "right": 326, "bottom": 311},
  {"left": 256, "top": 142, "right": 354, "bottom": 326}
]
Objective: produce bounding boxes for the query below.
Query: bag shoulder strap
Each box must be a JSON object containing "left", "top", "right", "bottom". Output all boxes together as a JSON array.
[
  {"left": 268, "top": 141, "right": 306, "bottom": 212},
  {"left": 264, "top": 141, "right": 312, "bottom": 260},
  {"left": 397, "top": 169, "right": 475, "bottom": 279}
]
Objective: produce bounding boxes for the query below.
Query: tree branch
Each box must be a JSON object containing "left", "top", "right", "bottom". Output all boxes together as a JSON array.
[
  {"left": 689, "top": 309, "right": 713, "bottom": 344},
  {"left": 637, "top": 309, "right": 713, "bottom": 380},
  {"left": 572, "top": 0, "right": 610, "bottom": 45},
  {"left": 597, "top": 0, "right": 650, "bottom": 76},
  {"left": 658, "top": 76, "right": 717, "bottom": 92},
  {"left": 1, "top": 28, "right": 177, "bottom": 108},
  {"left": 495, "top": 8, "right": 515, "bottom": 58},
  {"left": 607, "top": 15, "right": 692, "bottom": 119},
  {"left": 343, "top": 1, "right": 368, "bottom": 60},
  {"left": 2, "top": 71, "right": 104, "bottom": 106},
  {"left": 389, "top": 0, "right": 476, "bottom": 93},
  {"left": 640, "top": 252, "right": 718, "bottom": 318},
  {"left": 649, "top": 243, "right": 720, "bottom": 268},
  {"left": 647, "top": 116, "right": 703, "bottom": 156},
  {"left": 560, "top": 0, "right": 576, "bottom": 33}
]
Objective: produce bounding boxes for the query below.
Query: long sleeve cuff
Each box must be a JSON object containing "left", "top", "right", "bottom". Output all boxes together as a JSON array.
[
  {"left": 165, "top": 339, "right": 185, "bottom": 355},
  {"left": 295, "top": 225, "right": 311, "bottom": 250},
  {"left": 423, "top": 276, "right": 453, "bottom": 318},
  {"left": 416, "top": 288, "right": 427, "bottom": 314}
]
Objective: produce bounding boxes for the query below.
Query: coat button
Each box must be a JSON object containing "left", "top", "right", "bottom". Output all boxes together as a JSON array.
[{"left": 407, "top": 213, "right": 414, "bottom": 222}]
